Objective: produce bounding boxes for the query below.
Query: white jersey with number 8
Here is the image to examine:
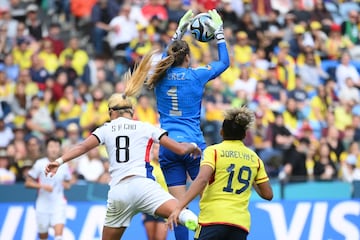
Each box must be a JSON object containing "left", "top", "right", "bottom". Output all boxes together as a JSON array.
[{"left": 92, "top": 117, "right": 167, "bottom": 187}]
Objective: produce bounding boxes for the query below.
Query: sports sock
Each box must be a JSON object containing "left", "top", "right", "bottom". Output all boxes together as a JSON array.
[
  {"left": 179, "top": 209, "right": 198, "bottom": 231},
  {"left": 174, "top": 225, "right": 188, "bottom": 240}
]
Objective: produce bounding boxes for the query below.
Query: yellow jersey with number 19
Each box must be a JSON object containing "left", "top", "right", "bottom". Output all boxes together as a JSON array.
[{"left": 198, "top": 140, "right": 269, "bottom": 233}]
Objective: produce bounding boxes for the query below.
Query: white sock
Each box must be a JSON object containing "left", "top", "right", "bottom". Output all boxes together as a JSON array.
[{"left": 178, "top": 209, "right": 198, "bottom": 231}]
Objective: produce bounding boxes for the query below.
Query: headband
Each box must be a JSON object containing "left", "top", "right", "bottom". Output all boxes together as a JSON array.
[{"left": 109, "top": 106, "right": 132, "bottom": 111}]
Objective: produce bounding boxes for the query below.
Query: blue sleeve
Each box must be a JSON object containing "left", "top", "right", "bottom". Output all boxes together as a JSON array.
[{"left": 192, "top": 42, "right": 229, "bottom": 85}]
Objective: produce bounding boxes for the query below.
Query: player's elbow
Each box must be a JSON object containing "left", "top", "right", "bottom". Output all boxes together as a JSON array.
[
  {"left": 257, "top": 182, "right": 273, "bottom": 201},
  {"left": 261, "top": 191, "right": 273, "bottom": 201}
]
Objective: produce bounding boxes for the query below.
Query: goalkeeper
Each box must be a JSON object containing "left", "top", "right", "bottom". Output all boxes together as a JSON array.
[{"left": 124, "top": 9, "right": 229, "bottom": 239}]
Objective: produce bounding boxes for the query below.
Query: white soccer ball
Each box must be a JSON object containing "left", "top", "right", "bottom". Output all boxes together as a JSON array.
[{"left": 189, "top": 13, "right": 215, "bottom": 42}]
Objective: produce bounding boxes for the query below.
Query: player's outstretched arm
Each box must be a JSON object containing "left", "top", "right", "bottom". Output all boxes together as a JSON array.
[
  {"left": 45, "top": 135, "right": 100, "bottom": 176},
  {"left": 204, "top": 9, "right": 229, "bottom": 72},
  {"left": 159, "top": 135, "right": 201, "bottom": 158}
]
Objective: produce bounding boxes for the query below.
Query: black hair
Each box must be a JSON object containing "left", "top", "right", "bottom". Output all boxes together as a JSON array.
[
  {"left": 45, "top": 136, "right": 62, "bottom": 146},
  {"left": 222, "top": 107, "right": 254, "bottom": 140}
]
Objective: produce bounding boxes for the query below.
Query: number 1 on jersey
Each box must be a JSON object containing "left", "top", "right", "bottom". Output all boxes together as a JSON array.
[{"left": 167, "top": 86, "right": 182, "bottom": 116}]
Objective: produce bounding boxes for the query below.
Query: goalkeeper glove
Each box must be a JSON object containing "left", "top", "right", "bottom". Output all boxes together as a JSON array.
[
  {"left": 206, "top": 9, "right": 225, "bottom": 42},
  {"left": 172, "top": 9, "right": 194, "bottom": 41}
]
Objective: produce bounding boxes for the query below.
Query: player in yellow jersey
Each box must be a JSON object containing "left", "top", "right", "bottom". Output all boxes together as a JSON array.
[{"left": 167, "top": 107, "right": 273, "bottom": 240}]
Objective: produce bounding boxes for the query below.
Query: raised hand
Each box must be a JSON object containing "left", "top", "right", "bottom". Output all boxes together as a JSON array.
[
  {"left": 172, "top": 9, "right": 194, "bottom": 41},
  {"left": 206, "top": 9, "right": 225, "bottom": 42},
  {"left": 208, "top": 9, "right": 223, "bottom": 31}
]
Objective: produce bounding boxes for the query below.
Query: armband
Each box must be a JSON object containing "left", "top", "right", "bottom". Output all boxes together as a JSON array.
[{"left": 55, "top": 157, "right": 64, "bottom": 165}]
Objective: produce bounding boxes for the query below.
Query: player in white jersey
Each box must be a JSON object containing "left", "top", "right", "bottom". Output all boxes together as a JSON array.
[
  {"left": 25, "top": 137, "right": 72, "bottom": 240},
  {"left": 45, "top": 54, "right": 200, "bottom": 240}
]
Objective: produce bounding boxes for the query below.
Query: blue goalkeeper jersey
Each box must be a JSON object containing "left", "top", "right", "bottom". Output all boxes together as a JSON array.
[{"left": 154, "top": 42, "right": 229, "bottom": 144}]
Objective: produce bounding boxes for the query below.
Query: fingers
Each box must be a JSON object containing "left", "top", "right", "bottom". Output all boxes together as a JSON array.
[
  {"left": 204, "top": 19, "right": 215, "bottom": 30},
  {"left": 184, "top": 9, "right": 194, "bottom": 19}
]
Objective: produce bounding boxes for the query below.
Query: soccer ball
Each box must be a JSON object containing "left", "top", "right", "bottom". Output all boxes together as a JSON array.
[{"left": 189, "top": 13, "right": 215, "bottom": 42}]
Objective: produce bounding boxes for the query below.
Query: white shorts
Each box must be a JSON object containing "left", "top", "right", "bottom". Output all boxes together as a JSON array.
[
  {"left": 36, "top": 204, "right": 66, "bottom": 233},
  {"left": 104, "top": 176, "right": 174, "bottom": 228}
]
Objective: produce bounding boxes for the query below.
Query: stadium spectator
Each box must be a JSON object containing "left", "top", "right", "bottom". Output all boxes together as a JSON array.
[
  {"left": 323, "top": 23, "right": 353, "bottom": 60},
  {"left": 247, "top": 52, "right": 267, "bottom": 81},
  {"left": 220, "top": 54, "right": 241, "bottom": 88},
  {"left": 134, "top": 93, "right": 158, "bottom": 125},
  {"left": 217, "top": 0, "right": 239, "bottom": 31},
  {"left": 263, "top": 63, "right": 287, "bottom": 110},
  {"left": 203, "top": 78, "right": 231, "bottom": 145},
  {"left": 313, "top": 143, "right": 338, "bottom": 181},
  {"left": 12, "top": 37, "right": 34, "bottom": 70},
  {"left": 338, "top": 77, "right": 360, "bottom": 104},
  {"left": 271, "top": 41, "right": 296, "bottom": 90},
  {"left": 265, "top": 112, "right": 294, "bottom": 177},
  {"left": 29, "top": 53, "right": 50, "bottom": 91},
  {"left": 335, "top": 52, "right": 360, "bottom": 90},
  {"left": 141, "top": 0, "right": 168, "bottom": 22},
  {"left": 233, "top": 31, "right": 252, "bottom": 66},
  {"left": 0, "top": 117, "right": 13, "bottom": 147},
  {"left": 341, "top": 10, "right": 359, "bottom": 45},
  {"left": 25, "top": 4, "right": 43, "bottom": 41},
  {"left": 9, "top": 0, "right": 27, "bottom": 23},
  {"left": 91, "top": 67, "right": 114, "bottom": 98},
  {"left": 297, "top": 46, "right": 328, "bottom": 90},
  {"left": 251, "top": 110, "right": 274, "bottom": 155},
  {"left": 38, "top": 39, "right": 59, "bottom": 75},
  {"left": 0, "top": 6, "right": 18, "bottom": 39},
  {"left": 288, "top": 24, "right": 306, "bottom": 58},
  {"left": 59, "top": 36, "right": 89, "bottom": 77},
  {"left": 79, "top": 88, "right": 109, "bottom": 137},
  {"left": 128, "top": 24, "right": 152, "bottom": 68},
  {"left": 0, "top": 53, "right": 19, "bottom": 82},
  {"left": 25, "top": 95, "right": 55, "bottom": 141},
  {"left": 42, "top": 22, "right": 65, "bottom": 57},
  {"left": 231, "top": 66, "right": 257, "bottom": 101},
  {"left": 308, "top": 21, "right": 328, "bottom": 57},
  {"left": 0, "top": 147, "right": 15, "bottom": 184},
  {"left": 107, "top": 2, "right": 138, "bottom": 59},
  {"left": 25, "top": 135, "right": 43, "bottom": 163},
  {"left": 280, "top": 137, "right": 311, "bottom": 182},
  {"left": 288, "top": 0, "right": 311, "bottom": 24},
  {"left": 54, "top": 54, "right": 78, "bottom": 87},
  {"left": 310, "top": 0, "right": 333, "bottom": 25},
  {"left": 282, "top": 97, "right": 302, "bottom": 134},
  {"left": 325, "top": 126, "right": 345, "bottom": 164},
  {"left": 237, "top": 11, "right": 259, "bottom": 47},
  {"left": 70, "top": 0, "right": 97, "bottom": 33},
  {"left": 10, "top": 82, "right": 31, "bottom": 126},
  {"left": 54, "top": 85, "right": 82, "bottom": 128},
  {"left": 17, "top": 68, "right": 38, "bottom": 97},
  {"left": 90, "top": 0, "right": 120, "bottom": 55}
]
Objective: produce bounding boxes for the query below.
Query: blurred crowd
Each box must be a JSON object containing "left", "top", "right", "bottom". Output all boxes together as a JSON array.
[{"left": 0, "top": 0, "right": 360, "bottom": 186}]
